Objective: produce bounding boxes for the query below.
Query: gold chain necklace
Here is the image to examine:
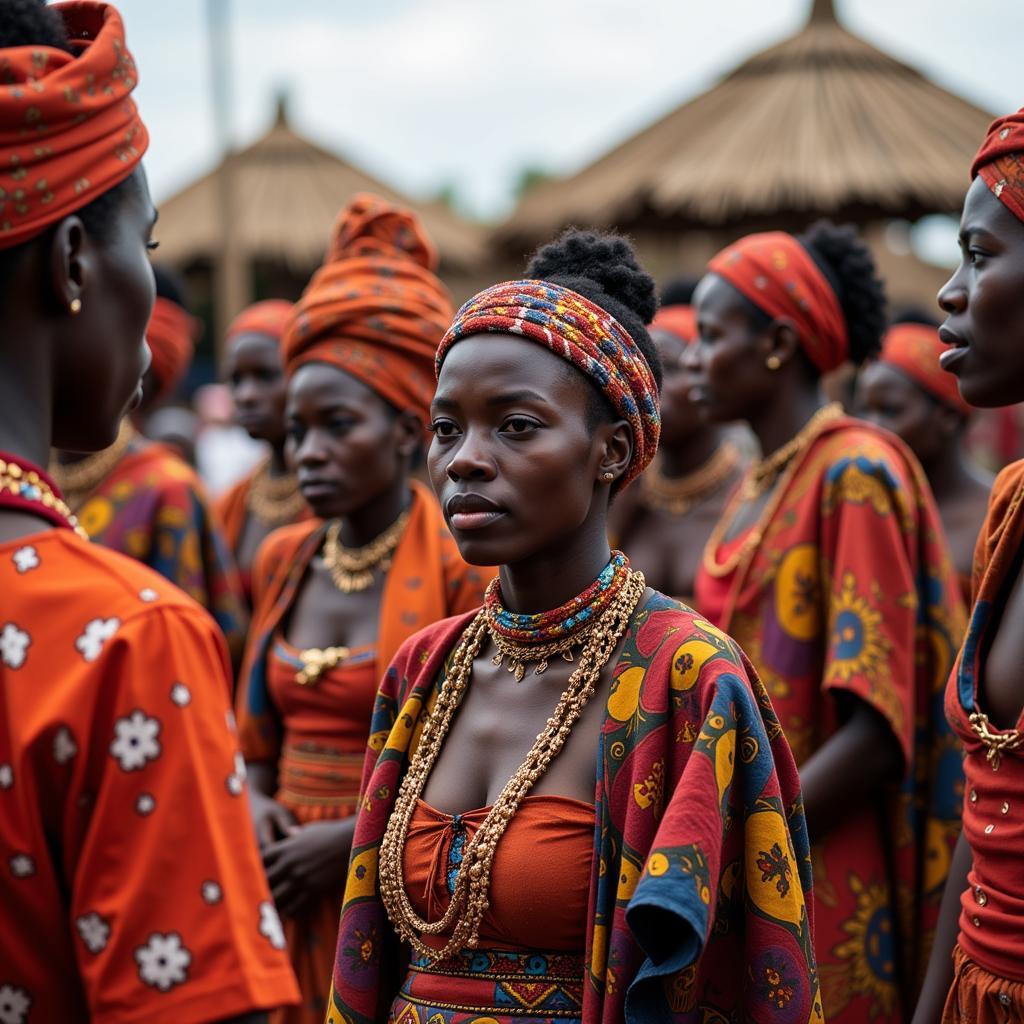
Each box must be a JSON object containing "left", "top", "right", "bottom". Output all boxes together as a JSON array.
[
  {"left": 488, "top": 620, "right": 598, "bottom": 682},
  {"left": 641, "top": 441, "right": 741, "bottom": 517},
  {"left": 378, "top": 569, "right": 646, "bottom": 961},
  {"left": 322, "top": 507, "right": 411, "bottom": 593},
  {"left": 702, "top": 403, "right": 843, "bottom": 580},
  {"left": 246, "top": 459, "right": 306, "bottom": 527},
  {"left": 51, "top": 421, "right": 136, "bottom": 512}
]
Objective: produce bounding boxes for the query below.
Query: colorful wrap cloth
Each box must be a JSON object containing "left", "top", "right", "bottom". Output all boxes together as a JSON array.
[
  {"left": 145, "top": 296, "right": 200, "bottom": 404},
  {"left": 282, "top": 193, "right": 452, "bottom": 426},
  {"left": 972, "top": 107, "right": 1024, "bottom": 224},
  {"left": 651, "top": 304, "right": 697, "bottom": 344},
  {"left": 0, "top": 1, "right": 147, "bottom": 250},
  {"left": 437, "top": 280, "right": 661, "bottom": 489},
  {"left": 708, "top": 231, "right": 849, "bottom": 374},
  {"left": 228, "top": 299, "right": 293, "bottom": 343},
  {"left": 880, "top": 323, "right": 972, "bottom": 416}
]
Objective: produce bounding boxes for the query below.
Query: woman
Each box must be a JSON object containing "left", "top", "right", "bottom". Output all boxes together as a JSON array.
[
  {"left": 914, "top": 106, "right": 1024, "bottom": 1024},
  {"left": 218, "top": 299, "right": 310, "bottom": 604},
  {"left": 326, "top": 229, "right": 820, "bottom": 1024},
  {"left": 685, "top": 223, "right": 966, "bottom": 1023},
  {"left": 609, "top": 302, "right": 745, "bottom": 605},
  {"left": 236, "top": 195, "right": 490, "bottom": 1024},
  {"left": 856, "top": 321, "right": 992, "bottom": 597},
  {"left": 52, "top": 270, "right": 248, "bottom": 665},
  {"left": 0, "top": 1, "right": 298, "bottom": 1020}
]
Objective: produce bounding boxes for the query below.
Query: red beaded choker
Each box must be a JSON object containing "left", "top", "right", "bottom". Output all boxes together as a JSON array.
[{"left": 0, "top": 451, "right": 87, "bottom": 538}]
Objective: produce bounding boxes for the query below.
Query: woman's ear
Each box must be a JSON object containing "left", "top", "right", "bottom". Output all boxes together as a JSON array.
[
  {"left": 395, "top": 409, "right": 425, "bottom": 460},
  {"left": 595, "top": 420, "right": 633, "bottom": 489},
  {"left": 49, "top": 214, "right": 90, "bottom": 315},
  {"left": 760, "top": 318, "right": 802, "bottom": 370}
]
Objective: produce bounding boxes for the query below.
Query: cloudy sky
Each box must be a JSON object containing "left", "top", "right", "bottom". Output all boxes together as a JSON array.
[{"left": 114, "top": 0, "right": 1021, "bottom": 223}]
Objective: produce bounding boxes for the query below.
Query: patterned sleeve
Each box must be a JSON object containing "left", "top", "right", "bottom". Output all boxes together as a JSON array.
[{"left": 68, "top": 604, "right": 299, "bottom": 1022}]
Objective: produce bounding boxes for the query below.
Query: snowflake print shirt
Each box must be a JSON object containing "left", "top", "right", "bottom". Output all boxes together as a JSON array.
[{"left": 0, "top": 530, "right": 299, "bottom": 1022}]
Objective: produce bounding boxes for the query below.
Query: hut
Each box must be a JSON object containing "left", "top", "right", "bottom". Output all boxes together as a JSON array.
[{"left": 496, "top": 0, "right": 994, "bottom": 308}]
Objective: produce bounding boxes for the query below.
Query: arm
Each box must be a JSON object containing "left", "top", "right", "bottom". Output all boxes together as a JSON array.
[
  {"left": 911, "top": 829, "right": 971, "bottom": 1024},
  {"left": 800, "top": 696, "right": 903, "bottom": 843},
  {"left": 246, "top": 760, "right": 297, "bottom": 848}
]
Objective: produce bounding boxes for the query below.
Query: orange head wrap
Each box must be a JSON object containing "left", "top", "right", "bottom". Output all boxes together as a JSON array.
[
  {"left": 707, "top": 231, "right": 848, "bottom": 374},
  {"left": 227, "top": 299, "right": 293, "bottom": 345},
  {"left": 971, "top": 107, "right": 1024, "bottom": 224},
  {"left": 282, "top": 193, "right": 452, "bottom": 426},
  {"left": 879, "top": 323, "right": 972, "bottom": 417},
  {"left": 651, "top": 304, "right": 696, "bottom": 345},
  {"left": 145, "top": 297, "right": 200, "bottom": 404},
  {"left": 0, "top": 2, "right": 147, "bottom": 250}
]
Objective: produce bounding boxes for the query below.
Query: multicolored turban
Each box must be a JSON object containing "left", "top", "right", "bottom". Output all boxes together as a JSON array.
[
  {"left": 708, "top": 231, "right": 848, "bottom": 374},
  {"left": 879, "top": 323, "right": 972, "bottom": 416},
  {"left": 283, "top": 193, "right": 452, "bottom": 426},
  {"left": 651, "top": 304, "right": 697, "bottom": 345},
  {"left": 0, "top": 2, "right": 147, "bottom": 250},
  {"left": 437, "top": 280, "right": 661, "bottom": 488},
  {"left": 971, "top": 107, "right": 1024, "bottom": 224},
  {"left": 145, "top": 296, "right": 200, "bottom": 404},
  {"left": 227, "top": 299, "right": 293, "bottom": 345}
]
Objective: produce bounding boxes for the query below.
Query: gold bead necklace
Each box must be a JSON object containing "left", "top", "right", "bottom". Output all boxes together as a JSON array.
[
  {"left": 246, "top": 458, "right": 306, "bottom": 528},
  {"left": 378, "top": 568, "right": 646, "bottom": 961},
  {"left": 640, "top": 441, "right": 741, "bottom": 517},
  {"left": 0, "top": 457, "right": 88, "bottom": 539},
  {"left": 322, "top": 506, "right": 411, "bottom": 593}
]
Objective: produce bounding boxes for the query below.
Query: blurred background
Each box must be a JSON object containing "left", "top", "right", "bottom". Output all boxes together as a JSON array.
[{"left": 116, "top": 0, "right": 1021, "bottom": 387}]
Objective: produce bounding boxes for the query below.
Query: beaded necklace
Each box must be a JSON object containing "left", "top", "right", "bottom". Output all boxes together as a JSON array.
[{"left": 0, "top": 451, "right": 88, "bottom": 539}]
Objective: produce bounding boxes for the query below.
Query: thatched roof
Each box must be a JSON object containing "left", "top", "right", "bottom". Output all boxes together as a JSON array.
[
  {"left": 499, "top": 0, "right": 994, "bottom": 246},
  {"left": 154, "top": 98, "right": 487, "bottom": 274}
]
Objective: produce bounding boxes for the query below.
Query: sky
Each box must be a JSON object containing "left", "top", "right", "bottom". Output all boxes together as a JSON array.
[{"left": 114, "top": 0, "right": 1022, "bottom": 234}]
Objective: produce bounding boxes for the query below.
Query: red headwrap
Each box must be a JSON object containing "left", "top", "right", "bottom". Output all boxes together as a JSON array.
[
  {"left": 437, "top": 280, "right": 661, "bottom": 489},
  {"left": 651, "top": 304, "right": 696, "bottom": 344},
  {"left": 227, "top": 299, "right": 293, "bottom": 345},
  {"left": 0, "top": 2, "right": 147, "bottom": 250},
  {"left": 707, "top": 232, "right": 849, "bottom": 374},
  {"left": 971, "top": 107, "right": 1024, "bottom": 224},
  {"left": 879, "top": 323, "right": 972, "bottom": 417},
  {"left": 282, "top": 193, "right": 452, "bottom": 426},
  {"left": 145, "top": 297, "right": 200, "bottom": 404}
]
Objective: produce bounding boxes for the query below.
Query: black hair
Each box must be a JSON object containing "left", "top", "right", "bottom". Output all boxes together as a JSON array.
[
  {"left": 525, "top": 228, "right": 663, "bottom": 429},
  {"left": 152, "top": 264, "right": 190, "bottom": 310},
  {"left": 660, "top": 275, "right": 700, "bottom": 307},
  {"left": 0, "top": 1, "right": 140, "bottom": 289}
]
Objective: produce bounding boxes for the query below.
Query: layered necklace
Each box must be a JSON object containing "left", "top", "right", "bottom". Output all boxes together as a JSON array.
[
  {"left": 246, "top": 458, "right": 306, "bottom": 528},
  {"left": 378, "top": 552, "right": 646, "bottom": 961},
  {"left": 641, "top": 441, "right": 741, "bottom": 517},
  {"left": 703, "top": 402, "right": 843, "bottom": 579},
  {"left": 0, "top": 451, "right": 87, "bottom": 538},
  {"left": 322, "top": 506, "right": 411, "bottom": 593},
  {"left": 51, "top": 420, "right": 136, "bottom": 512}
]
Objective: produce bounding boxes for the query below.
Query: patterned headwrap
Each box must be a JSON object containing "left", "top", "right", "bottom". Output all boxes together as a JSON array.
[
  {"left": 879, "top": 323, "right": 972, "bottom": 416},
  {"left": 283, "top": 193, "right": 452, "bottom": 426},
  {"left": 651, "top": 304, "right": 696, "bottom": 344},
  {"left": 145, "top": 297, "right": 200, "bottom": 404},
  {"left": 708, "top": 231, "right": 849, "bottom": 374},
  {"left": 436, "top": 279, "right": 661, "bottom": 488},
  {"left": 227, "top": 299, "right": 293, "bottom": 345},
  {"left": 0, "top": 2, "right": 147, "bottom": 250},
  {"left": 971, "top": 107, "right": 1024, "bottom": 224}
]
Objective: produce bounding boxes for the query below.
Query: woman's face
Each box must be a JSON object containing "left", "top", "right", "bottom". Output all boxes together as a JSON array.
[
  {"left": 651, "top": 328, "right": 703, "bottom": 444},
  {"left": 285, "top": 362, "right": 408, "bottom": 519},
  {"left": 428, "top": 334, "right": 621, "bottom": 568},
  {"left": 52, "top": 168, "right": 157, "bottom": 452},
  {"left": 685, "top": 273, "right": 774, "bottom": 425},
  {"left": 938, "top": 176, "right": 1024, "bottom": 407},
  {"left": 854, "top": 362, "right": 946, "bottom": 466},
  {"left": 224, "top": 332, "right": 287, "bottom": 445}
]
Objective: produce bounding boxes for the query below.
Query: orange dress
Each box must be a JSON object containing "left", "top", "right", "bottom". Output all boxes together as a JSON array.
[{"left": 0, "top": 528, "right": 299, "bottom": 1022}]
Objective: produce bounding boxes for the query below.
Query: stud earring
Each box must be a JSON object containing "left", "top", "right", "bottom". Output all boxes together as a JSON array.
[
  {"left": 69, "top": 298, "right": 82, "bottom": 315},
  {"left": 765, "top": 354, "right": 781, "bottom": 370},
  {"left": 602, "top": 472, "right": 615, "bottom": 482}
]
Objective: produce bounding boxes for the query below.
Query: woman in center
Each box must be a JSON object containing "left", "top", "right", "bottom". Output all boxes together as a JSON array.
[{"left": 327, "top": 230, "right": 820, "bottom": 1024}]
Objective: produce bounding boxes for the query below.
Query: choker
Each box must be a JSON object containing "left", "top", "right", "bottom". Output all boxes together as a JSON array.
[
  {"left": 0, "top": 451, "right": 88, "bottom": 538},
  {"left": 247, "top": 458, "right": 306, "bottom": 528},
  {"left": 322, "top": 506, "right": 411, "bottom": 594}
]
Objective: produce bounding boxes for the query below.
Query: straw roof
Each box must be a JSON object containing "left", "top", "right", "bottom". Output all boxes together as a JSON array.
[
  {"left": 154, "top": 97, "right": 487, "bottom": 274},
  {"left": 499, "top": 0, "right": 994, "bottom": 246}
]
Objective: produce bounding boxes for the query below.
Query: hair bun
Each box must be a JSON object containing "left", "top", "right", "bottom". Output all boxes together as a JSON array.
[{"left": 526, "top": 228, "right": 658, "bottom": 326}]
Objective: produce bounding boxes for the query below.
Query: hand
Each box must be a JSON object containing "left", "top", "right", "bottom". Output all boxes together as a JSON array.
[
  {"left": 249, "top": 789, "right": 297, "bottom": 848},
  {"left": 262, "top": 818, "right": 355, "bottom": 919}
]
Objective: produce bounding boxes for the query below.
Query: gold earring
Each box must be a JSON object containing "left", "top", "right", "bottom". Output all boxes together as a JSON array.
[
  {"left": 69, "top": 298, "right": 82, "bottom": 315},
  {"left": 765, "top": 355, "right": 781, "bottom": 370},
  {"left": 602, "top": 471, "right": 615, "bottom": 482}
]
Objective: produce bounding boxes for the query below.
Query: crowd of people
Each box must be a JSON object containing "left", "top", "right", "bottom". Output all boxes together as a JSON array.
[{"left": 4, "top": 2, "right": 1024, "bottom": 1023}]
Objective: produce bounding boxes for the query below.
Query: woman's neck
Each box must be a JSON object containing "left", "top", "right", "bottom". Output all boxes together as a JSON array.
[
  {"left": 748, "top": 384, "right": 826, "bottom": 458},
  {"left": 921, "top": 442, "right": 979, "bottom": 503},
  {"left": 0, "top": 363, "right": 52, "bottom": 470},
  {"left": 338, "top": 474, "right": 412, "bottom": 548},
  {"left": 657, "top": 425, "right": 724, "bottom": 478},
  {"left": 267, "top": 442, "right": 290, "bottom": 477}
]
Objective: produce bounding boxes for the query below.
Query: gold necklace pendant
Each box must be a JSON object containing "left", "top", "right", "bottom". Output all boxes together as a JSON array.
[
  {"left": 322, "top": 507, "right": 411, "bottom": 594},
  {"left": 489, "top": 623, "right": 595, "bottom": 682},
  {"left": 295, "top": 646, "right": 351, "bottom": 686},
  {"left": 969, "top": 711, "right": 1022, "bottom": 771}
]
